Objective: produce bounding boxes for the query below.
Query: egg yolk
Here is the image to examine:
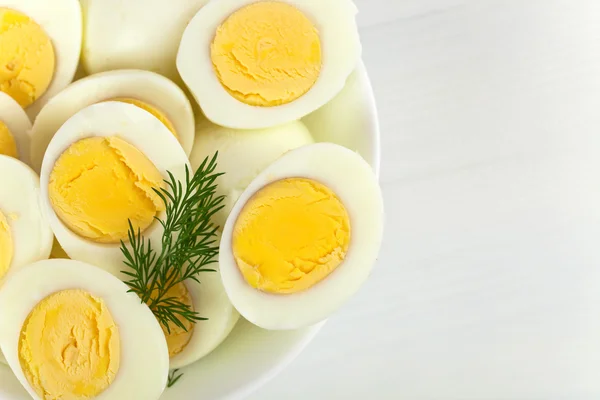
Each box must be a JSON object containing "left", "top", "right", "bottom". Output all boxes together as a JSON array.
[
  {"left": 232, "top": 178, "right": 351, "bottom": 294},
  {"left": 0, "top": 8, "right": 55, "bottom": 108},
  {"left": 147, "top": 280, "right": 195, "bottom": 358},
  {"left": 48, "top": 136, "right": 165, "bottom": 244},
  {"left": 50, "top": 238, "right": 70, "bottom": 259},
  {"left": 109, "top": 98, "right": 178, "bottom": 139},
  {"left": 0, "top": 120, "right": 17, "bottom": 158},
  {"left": 18, "top": 289, "right": 120, "bottom": 400},
  {"left": 211, "top": 1, "right": 322, "bottom": 107},
  {"left": 0, "top": 209, "right": 13, "bottom": 281}
]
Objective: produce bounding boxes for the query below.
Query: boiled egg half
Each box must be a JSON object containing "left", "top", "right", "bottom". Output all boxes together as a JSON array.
[
  {"left": 189, "top": 118, "right": 314, "bottom": 229},
  {"left": 166, "top": 233, "right": 240, "bottom": 369},
  {"left": 0, "top": 259, "right": 169, "bottom": 400},
  {"left": 0, "top": 0, "right": 82, "bottom": 119},
  {"left": 0, "top": 154, "right": 53, "bottom": 365},
  {"left": 39, "top": 101, "right": 190, "bottom": 279},
  {"left": 80, "top": 0, "right": 209, "bottom": 82},
  {"left": 0, "top": 92, "right": 32, "bottom": 164},
  {"left": 0, "top": 155, "right": 53, "bottom": 287},
  {"left": 220, "top": 143, "right": 384, "bottom": 330},
  {"left": 177, "top": 0, "right": 361, "bottom": 129},
  {"left": 30, "top": 70, "right": 195, "bottom": 173}
]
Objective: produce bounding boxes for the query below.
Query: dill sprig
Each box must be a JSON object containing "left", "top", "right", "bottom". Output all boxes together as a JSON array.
[
  {"left": 167, "top": 369, "right": 184, "bottom": 388},
  {"left": 120, "top": 152, "right": 225, "bottom": 333}
]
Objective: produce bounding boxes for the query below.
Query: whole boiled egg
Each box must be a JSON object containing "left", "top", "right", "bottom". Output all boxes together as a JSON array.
[
  {"left": 0, "top": 155, "right": 53, "bottom": 287},
  {"left": 30, "top": 69, "right": 195, "bottom": 173},
  {"left": 189, "top": 118, "right": 314, "bottom": 229},
  {"left": 80, "top": 0, "right": 209, "bottom": 82},
  {"left": 39, "top": 101, "right": 190, "bottom": 279},
  {"left": 177, "top": 0, "right": 361, "bottom": 129},
  {"left": 0, "top": 259, "right": 169, "bottom": 400},
  {"left": 0, "top": 0, "right": 82, "bottom": 119},
  {"left": 0, "top": 92, "right": 32, "bottom": 164},
  {"left": 219, "top": 143, "right": 384, "bottom": 330},
  {"left": 166, "top": 233, "right": 240, "bottom": 369}
]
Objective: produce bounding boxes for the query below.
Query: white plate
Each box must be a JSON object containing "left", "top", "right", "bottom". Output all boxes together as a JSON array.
[{"left": 0, "top": 60, "right": 380, "bottom": 400}]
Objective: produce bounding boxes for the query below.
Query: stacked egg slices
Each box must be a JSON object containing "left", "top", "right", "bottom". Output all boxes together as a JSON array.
[{"left": 0, "top": 1, "right": 384, "bottom": 399}]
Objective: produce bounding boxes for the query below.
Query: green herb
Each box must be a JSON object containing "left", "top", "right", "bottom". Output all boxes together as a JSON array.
[
  {"left": 120, "top": 152, "right": 224, "bottom": 333},
  {"left": 167, "top": 369, "right": 184, "bottom": 388}
]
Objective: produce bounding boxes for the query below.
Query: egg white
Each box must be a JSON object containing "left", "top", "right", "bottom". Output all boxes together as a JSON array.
[
  {"left": 30, "top": 70, "right": 195, "bottom": 173},
  {"left": 80, "top": 0, "right": 209, "bottom": 82},
  {"left": 0, "top": 155, "right": 53, "bottom": 365},
  {"left": 0, "top": 156, "right": 53, "bottom": 287},
  {"left": 39, "top": 101, "right": 190, "bottom": 280},
  {"left": 0, "top": 259, "right": 169, "bottom": 400},
  {"left": 189, "top": 119, "right": 314, "bottom": 229},
  {"left": 0, "top": 0, "right": 82, "bottom": 119},
  {"left": 177, "top": 0, "right": 362, "bottom": 129},
  {"left": 219, "top": 143, "right": 384, "bottom": 330},
  {"left": 0, "top": 92, "right": 32, "bottom": 165},
  {"left": 171, "top": 249, "right": 240, "bottom": 369},
  {"left": 302, "top": 64, "right": 379, "bottom": 170}
]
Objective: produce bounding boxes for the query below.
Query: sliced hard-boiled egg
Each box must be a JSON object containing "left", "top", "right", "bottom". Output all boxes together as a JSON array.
[
  {"left": 80, "top": 0, "right": 209, "bottom": 82},
  {"left": 0, "top": 155, "right": 53, "bottom": 287},
  {"left": 0, "top": 0, "right": 82, "bottom": 119},
  {"left": 0, "top": 154, "right": 54, "bottom": 366},
  {"left": 30, "top": 69, "right": 195, "bottom": 173},
  {"left": 0, "top": 259, "right": 169, "bottom": 400},
  {"left": 39, "top": 101, "right": 190, "bottom": 279},
  {"left": 177, "top": 0, "right": 361, "bottom": 129},
  {"left": 167, "top": 234, "right": 240, "bottom": 369},
  {"left": 219, "top": 143, "right": 384, "bottom": 330},
  {"left": 0, "top": 92, "right": 31, "bottom": 164},
  {"left": 189, "top": 118, "right": 314, "bottom": 229}
]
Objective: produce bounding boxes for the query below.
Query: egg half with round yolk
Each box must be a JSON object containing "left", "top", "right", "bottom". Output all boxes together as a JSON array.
[
  {"left": 177, "top": 0, "right": 361, "bottom": 129},
  {"left": 0, "top": 259, "right": 169, "bottom": 400},
  {"left": 0, "top": 92, "right": 32, "bottom": 164},
  {"left": 0, "top": 0, "right": 82, "bottom": 119},
  {"left": 189, "top": 118, "right": 314, "bottom": 229},
  {"left": 30, "top": 69, "right": 195, "bottom": 173},
  {"left": 39, "top": 101, "right": 190, "bottom": 278},
  {"left": 219, "top": 143, "right": 384, "bottom": 330}
]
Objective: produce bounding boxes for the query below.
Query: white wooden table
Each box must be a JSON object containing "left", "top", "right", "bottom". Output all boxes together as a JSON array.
[{"left": 252, "top": 1, "right": 600, "bottom": 398}]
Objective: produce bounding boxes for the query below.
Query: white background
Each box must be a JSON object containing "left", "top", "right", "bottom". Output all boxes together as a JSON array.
[{"left": 252, "top": 1, "right": 600, "bottom": 399}]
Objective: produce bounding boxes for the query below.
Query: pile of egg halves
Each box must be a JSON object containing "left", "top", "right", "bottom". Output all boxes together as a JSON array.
[{"left": 0, "top": 0, "right": 384, "bottom": 399}]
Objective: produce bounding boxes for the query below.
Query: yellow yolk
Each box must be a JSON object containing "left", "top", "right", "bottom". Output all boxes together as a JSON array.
[
  {"left": 147, "top": 281, "right": 194, "bottom": 358},
  {"left": 18, "top": 289, "right": 120, "bottom": 400},
  {"left": 50, "top": 238, "right": 70, "bottom": 259},
  {"left": 0, "top": 120, "right": 17, "bottom": 158},
  {"left": 48, "top": 136, "right": 165, "bottom": 244},
  {"left": 0, "top": 209, "right": 13, "bottom": 281},
  {"left": 0, "top": 8, "right": 55, "bottom": 108},
  {"left": 232, "top": 178, "right": 351, "bottom": 294},
  {"left": 109, "top": 98, "right": 178, "bottom": 139},
  {"left": 211, "top": 1, "right": 322, "bottom": 107}
]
